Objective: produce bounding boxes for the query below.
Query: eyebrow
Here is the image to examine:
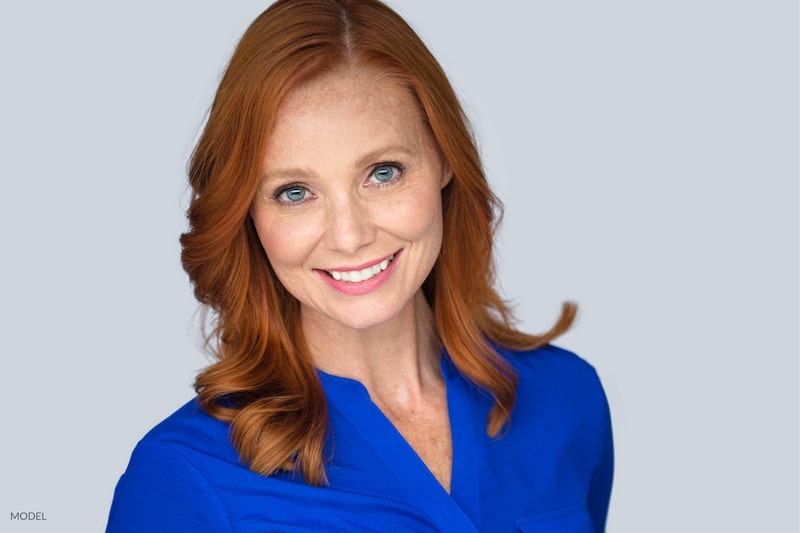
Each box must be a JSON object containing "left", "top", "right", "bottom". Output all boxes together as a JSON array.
[
  {"left": 261, "top": 168, "right": 312, "bottom": 184},
  {"left": 353, "top": 144, "right": 416, "bottom": 169}
]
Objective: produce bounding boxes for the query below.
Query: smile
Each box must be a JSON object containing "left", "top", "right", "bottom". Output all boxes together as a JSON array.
[{"left": 326, "top": 254, "right": 396, "bottom": 283}]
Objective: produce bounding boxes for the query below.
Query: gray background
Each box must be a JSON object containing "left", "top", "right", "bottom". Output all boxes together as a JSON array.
[{"left": 1, "top": 1, "right": 797, "bottom": 531}]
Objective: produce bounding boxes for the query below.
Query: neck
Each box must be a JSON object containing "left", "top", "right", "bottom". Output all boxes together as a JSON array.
[{"left": 302, "top": 291, "right": 442, "bottom": 403}]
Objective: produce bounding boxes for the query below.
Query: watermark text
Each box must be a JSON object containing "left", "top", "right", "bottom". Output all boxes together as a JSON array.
[{"left": 10, "top": 512, "right": 47, "bottom": 521}]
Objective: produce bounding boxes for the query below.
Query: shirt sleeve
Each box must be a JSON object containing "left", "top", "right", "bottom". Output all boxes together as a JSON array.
[
  {"left": 587, "top": 378, "right": 614, "bottom": 533},
  {"left": 106, "top": 439, "right": 234, "bottom": 533}
]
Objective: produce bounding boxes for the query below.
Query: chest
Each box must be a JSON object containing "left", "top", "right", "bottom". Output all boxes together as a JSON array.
[
  {"left": 283, "top": 360, "right": 609, "bottom": 532},
  {"left": 318, "top": 388, "right": 592, "bottom": 530},
  {"left": 382, "top": 406, "right": 453, "bottom": 492}
]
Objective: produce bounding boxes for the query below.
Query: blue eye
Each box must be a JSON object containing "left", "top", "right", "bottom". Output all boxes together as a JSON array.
[
  {"left": 371, "top": 164, "right": 401, "bottom": 184},
  {"left": 276, "top": 186, "right": 307, "bottom": 204}
]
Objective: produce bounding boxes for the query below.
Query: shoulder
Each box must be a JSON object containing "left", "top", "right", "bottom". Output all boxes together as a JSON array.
[
  {"left": 132, "top": 398, "right": 242, "bottom": 473},
  {"left": 499, "top": 343, "right": 602, "bottom": 392},
  {"left": 486, "top": 345, "right": 614, "bottom": 532},
  {"left": 496, "top": 344, "right": 610, "bottom": 435},
  {"left": 140, "top": 398, "right": 235, "bottom": 456},
  {"left": 107, "top": 399, "right": 237, "bottom": 532}
]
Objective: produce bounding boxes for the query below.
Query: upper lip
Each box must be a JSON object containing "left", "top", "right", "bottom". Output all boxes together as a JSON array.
[{"left": 323, "top": 250, "right": 399, "bottom": 272}]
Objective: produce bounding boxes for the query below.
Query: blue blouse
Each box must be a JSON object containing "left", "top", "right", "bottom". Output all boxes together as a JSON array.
[{"left": 107, "top": 345, "right": 613, "bottom": 532}]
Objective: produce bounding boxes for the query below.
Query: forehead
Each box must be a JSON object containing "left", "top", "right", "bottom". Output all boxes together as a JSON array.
[
  {"left": 278, "top": 68, "right": 422, "bottom": 123},
  {"left": 264, "top": 69, "right": 431, "bottom": 167}
]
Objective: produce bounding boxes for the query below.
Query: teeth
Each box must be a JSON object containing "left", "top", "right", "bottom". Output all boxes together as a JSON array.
[{"left": 327, "top": 254, "right": 395, "bottom": 283}]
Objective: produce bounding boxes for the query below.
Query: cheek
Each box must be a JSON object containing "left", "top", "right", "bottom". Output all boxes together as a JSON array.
[
  {"left": 252, "top": 211, "right": 321, "bottom": 270},
  {"left": 388, "top": 186, "right": 444, "bottom": 242}
]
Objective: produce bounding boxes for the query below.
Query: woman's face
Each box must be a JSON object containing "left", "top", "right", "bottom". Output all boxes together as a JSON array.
[{"left": 251, "top": 69, "right": 451, "bottom": 332}]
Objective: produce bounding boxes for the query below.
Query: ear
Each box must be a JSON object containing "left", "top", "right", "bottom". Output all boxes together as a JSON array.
[{"left": 440, "top": 160, "right": 453, "bottom": 189}]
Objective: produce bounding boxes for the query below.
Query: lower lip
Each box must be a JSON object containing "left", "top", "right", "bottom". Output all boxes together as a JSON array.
[{"left": 317, "top": 251, "right": 400, "bottom": 296}]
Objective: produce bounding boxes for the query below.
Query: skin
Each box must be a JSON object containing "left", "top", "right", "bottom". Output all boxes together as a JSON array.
[{"left": 250, "top": 67, "right": 454, "bottom": 491}]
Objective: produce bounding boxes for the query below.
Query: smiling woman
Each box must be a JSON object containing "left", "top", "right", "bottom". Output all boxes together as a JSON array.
[{"left": 106, "top": 0, "right": 613, "bottom": 531}]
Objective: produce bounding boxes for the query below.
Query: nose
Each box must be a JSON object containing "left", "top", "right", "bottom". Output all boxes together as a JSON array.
[{"left": 323, "top": 194, "right": 376, "bottom": 255}]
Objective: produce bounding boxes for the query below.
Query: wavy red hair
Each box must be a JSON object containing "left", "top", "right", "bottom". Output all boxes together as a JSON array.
[{"left": 180, "top": 0, "right": 575, "bottom": 486}]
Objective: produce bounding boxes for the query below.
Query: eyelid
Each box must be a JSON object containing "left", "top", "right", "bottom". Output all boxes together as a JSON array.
[{"left": 371, "top": 161, "right": 404, "bottom": 172}]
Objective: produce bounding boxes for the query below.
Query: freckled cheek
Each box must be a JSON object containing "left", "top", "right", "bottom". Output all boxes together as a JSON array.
[
  {"left": 378, "top": 188, "right": 444, "bottom": 243},
  {"left": 253, "top": 213, "right": 324, "bottom": 270}
]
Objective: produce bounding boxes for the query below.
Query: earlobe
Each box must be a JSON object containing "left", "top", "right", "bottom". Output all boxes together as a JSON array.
[
  {"left": 441, "top": 172, "right": 453, "bottom": 189},
  {"left": 440, "top": 161, "right": 453, "bottom": 189}
]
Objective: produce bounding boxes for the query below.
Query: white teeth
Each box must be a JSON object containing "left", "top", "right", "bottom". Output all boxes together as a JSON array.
[{"left": 327, "top": 253, "right": 395, "bottom": 283}]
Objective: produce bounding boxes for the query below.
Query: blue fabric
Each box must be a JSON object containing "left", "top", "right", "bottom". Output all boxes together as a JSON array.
[{"left": 107, "top": 345, "right": 613, "bottom": 532}]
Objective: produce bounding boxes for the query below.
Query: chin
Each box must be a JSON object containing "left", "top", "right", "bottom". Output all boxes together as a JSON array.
[
  {"left": 321, "top": 300, "right": 406, "bottom": 331},
  {"left": 331, "top": 312, "right": 396, "bottom": 332}
]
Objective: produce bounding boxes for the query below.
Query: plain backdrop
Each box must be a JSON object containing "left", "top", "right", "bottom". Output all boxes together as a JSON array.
[{"left": 1, "top": 1, "right": 797, "bottom": 531}]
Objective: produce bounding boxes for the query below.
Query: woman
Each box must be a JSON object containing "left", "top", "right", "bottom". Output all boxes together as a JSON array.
[{"left": 108, "top": 0, "right": 613, "bottom": 531}]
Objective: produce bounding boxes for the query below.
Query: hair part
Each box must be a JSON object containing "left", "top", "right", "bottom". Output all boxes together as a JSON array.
[{"left": 181, "top": 0, "right": 575, "bottom": 486}]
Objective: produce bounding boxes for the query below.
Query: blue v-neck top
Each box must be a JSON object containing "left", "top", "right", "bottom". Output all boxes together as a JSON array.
[{"left": 107, "top": 345, "right": 613, "bottom": 532}]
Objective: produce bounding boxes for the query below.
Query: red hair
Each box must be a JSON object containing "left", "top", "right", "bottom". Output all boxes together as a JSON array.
[{"left": 180, "top": 0, "right": 575, "bottom": 485}]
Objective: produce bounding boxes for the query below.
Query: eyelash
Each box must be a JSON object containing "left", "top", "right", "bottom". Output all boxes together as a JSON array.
[{"left": 270, "top": 162, "right": 405, "bottom": 206}]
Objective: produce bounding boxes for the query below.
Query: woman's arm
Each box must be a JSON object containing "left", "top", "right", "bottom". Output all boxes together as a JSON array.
[{"left": 587, "top": 382, "right": 614, "bottom": 532}]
